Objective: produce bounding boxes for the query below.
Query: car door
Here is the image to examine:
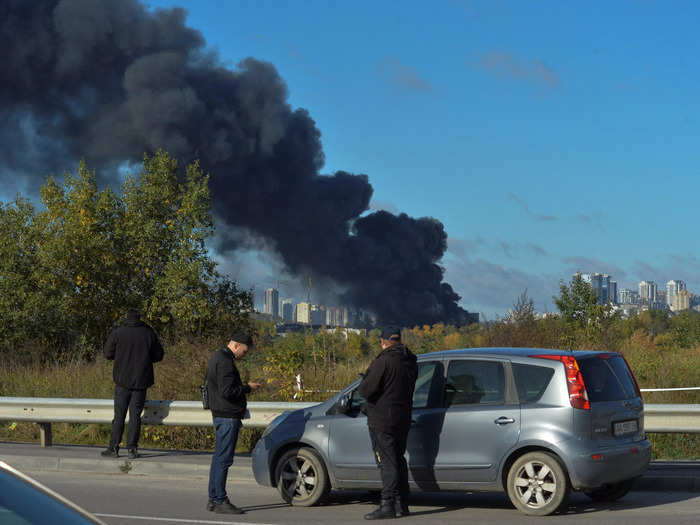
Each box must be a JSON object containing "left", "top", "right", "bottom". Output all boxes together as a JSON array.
[
  {"left": 434, "top": 358, "right": 520, "bottom": 485},
  {"left": 405, "top": 360, "right": 446, "bottom": 491},
  {"left": 328, "top": 360, "right": 446, "bottom": 486},
  {"left": 327, "top": 380, "right": 378, "bottom": 484}
]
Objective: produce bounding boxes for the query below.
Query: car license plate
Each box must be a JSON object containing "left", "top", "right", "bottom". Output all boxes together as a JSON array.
[{"left": 613, "top": 419, "right": 638, "bottom": 436}]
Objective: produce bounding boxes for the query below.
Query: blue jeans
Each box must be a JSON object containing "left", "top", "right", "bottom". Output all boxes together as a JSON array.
[{"left": 208, "top": 417, "right": 242, "bottom": 503}]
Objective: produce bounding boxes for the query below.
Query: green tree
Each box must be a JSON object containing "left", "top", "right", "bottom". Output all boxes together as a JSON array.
[
  {"left": 0, "top": 151, "right": 251, "bottom": 359},
  {"left": 0, "top": 197, "right": 47, "bottom": 354},
  {"left": 554, "top": 273, "right": 620, "bottom": 349},
  {"left": 668, "top": 311, "right": 700, "bottom": 349},
  {"left": 33, "top": 162, "right": 124, "bottom": 356}
]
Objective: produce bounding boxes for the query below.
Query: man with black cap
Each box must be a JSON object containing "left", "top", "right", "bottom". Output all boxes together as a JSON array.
[
  {"left": 358, "top": 325, "right": 418, "bottom": 520},
  {"left": 101, "top": 309, "right": 164, "bottom": 459},
  {"left": 205, "top": 331, "right": 261, "bottom": 514}
]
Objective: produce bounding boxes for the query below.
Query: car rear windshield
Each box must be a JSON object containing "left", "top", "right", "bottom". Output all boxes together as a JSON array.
[
  {"left": 512, "top": 363, "right": 555, "bottom": 403},
  {"left": 578, "top": 355, "right": 639, "bottom": 402}
]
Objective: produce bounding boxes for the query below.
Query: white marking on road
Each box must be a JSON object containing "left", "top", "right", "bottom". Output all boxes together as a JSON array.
[{"left": 95, "top": 513, "right": 278, "bottom": 524}]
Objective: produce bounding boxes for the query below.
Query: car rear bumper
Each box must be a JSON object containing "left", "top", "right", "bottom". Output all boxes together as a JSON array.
[
  {"left": 568, "top": 438, "right": 652, "bottom": 490},
  {"left": 251, "top": 436, "right": 274, "bottom": 487}
]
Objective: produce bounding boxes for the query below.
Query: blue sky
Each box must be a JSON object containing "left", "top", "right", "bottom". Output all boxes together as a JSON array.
[
  {"left": 8, "top": 0, "right": 700, "bottom": 318},
  {"left": 146, "top": 0, "right": 700, "bottom": 316}
]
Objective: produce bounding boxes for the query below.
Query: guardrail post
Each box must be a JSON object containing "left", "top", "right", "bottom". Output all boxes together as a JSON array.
[{"left": 39, "top": 423, "right": 52, "bottom": 447}]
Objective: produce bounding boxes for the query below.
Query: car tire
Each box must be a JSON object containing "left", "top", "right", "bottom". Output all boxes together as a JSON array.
[
  {"left": 583, "top": 478, "right": 635, "bottom": 502},
  {"left": 506, "top": 451, "right": 570, "bottom": 516},
  {"left": 275, "top": 447, "right": 330, "bottom": 507}
]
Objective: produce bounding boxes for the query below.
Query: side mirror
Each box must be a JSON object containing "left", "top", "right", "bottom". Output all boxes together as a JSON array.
[{"left": 337, "top": 393, "right": 352, "bottom": 414}]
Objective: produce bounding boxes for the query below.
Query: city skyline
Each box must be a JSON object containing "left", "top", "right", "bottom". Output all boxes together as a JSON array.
[{"left": 256, "top": 271, "right": 700, "bottom": 323}]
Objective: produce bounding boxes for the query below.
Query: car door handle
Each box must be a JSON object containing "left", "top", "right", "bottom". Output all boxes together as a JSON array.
[
  {"left": 410, "top": 420, "right": 423, "bottom": 428},
  {"left": 494, "top": 417, "right": 515, "bottom": 425}
]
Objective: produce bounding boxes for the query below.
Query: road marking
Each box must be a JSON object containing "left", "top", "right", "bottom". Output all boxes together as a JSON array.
[{"left": 95, "top": 513, "right": 278, "bottom": 524}]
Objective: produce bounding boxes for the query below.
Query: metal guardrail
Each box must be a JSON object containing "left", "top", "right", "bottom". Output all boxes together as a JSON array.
[
  {"left": 643, "top": 404, "right": 700, "bottom": 433},
  {"left": 0, "top": 397, "right": 316, "bottom": 446},
  {"left": 0, "top": 397, "right": 698, "bottom": 446}
]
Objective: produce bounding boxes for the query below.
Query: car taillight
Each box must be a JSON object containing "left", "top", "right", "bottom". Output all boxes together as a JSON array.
[
  {"left": 620, "top": 354, "right": 643, "bottom": 398},
  {"left": 530, "top": 354, "right": 591, "bottom": 410}
]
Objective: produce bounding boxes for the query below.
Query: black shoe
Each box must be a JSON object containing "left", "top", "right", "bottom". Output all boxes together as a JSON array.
[
  {"left": 364, "top": 499, "right": 396, "bottom": 520},
  {"left": 395, "top": 497, "right": 410, "bottom": 517},
  {"left": 206, "top": 500, "right": 215, "bottom": 511},
  {"left": 211, "top": 499, "right": 245, "bottom": 514},
  {"left": 127, "top": 449, "right": 139, "bottom": 459},
  {"left": 100, "top": 448, "right": 118, "bottom": 458}
]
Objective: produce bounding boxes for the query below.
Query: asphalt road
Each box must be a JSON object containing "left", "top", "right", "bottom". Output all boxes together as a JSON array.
[{"left": 27, "top": 470, "right": 700, "bottom": 525}]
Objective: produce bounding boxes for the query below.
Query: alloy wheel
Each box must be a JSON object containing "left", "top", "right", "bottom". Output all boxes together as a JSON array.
[
  {"left": 279, "top": 455, "right": 318, "bottom": 501},
  {"left": 512, "top": 459, "right": 559, "bottom": 509}
]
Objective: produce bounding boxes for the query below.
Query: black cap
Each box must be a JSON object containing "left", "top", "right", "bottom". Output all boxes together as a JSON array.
[
  {"left": 229, "top": 331, "right": 254, "bottom": 346},
  {"left": 380, "top": 325, "right": 401, "bottom": 340}
]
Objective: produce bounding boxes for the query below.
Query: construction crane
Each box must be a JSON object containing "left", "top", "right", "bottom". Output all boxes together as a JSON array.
[{"left": 307, "top": 275, "right": 312, "bottom": 307}]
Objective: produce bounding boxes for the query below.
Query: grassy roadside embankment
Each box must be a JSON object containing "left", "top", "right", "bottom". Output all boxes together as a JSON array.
[{"left": 1, "top": 335, "right": 698, "bottom": 459}]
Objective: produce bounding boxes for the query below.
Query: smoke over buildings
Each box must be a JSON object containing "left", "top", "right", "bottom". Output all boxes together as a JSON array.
[{"left": 0, "top": 0, "right": 472, "bottom": 326}]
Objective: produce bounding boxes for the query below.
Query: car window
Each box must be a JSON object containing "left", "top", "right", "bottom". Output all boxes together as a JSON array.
[
  {"left": 445, "top": 359, "right": 505, "bottom": 406},
  {"left": 412, "top": 361, "right": 444, "bottom": 409},
  {"left": 348, "top": 361, "right": 444, "bottom": 412},
  {"left": 512, "top": 363, "right": 555, "bottom": 403},
  {"left": 578, "top": 355, "right": 638, "bottom": 402},
  {"left": 607, "top": 356, "right": 640, "bottom": 398}
]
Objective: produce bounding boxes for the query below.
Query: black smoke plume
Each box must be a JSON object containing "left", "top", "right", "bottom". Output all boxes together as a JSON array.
[{"left": 0, "top": 0, "right": 471, "bottom": 326}]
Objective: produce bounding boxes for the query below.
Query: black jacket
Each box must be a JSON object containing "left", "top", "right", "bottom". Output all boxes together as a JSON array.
[
  {"left": 103, "top": 318, "right": 164, "bottom": 389},
  {"left": 357, "top": 343, "right": 418, "bottom": 433},
  {"left": 206, "top": 347, "right": 251, "bottom": 419}
]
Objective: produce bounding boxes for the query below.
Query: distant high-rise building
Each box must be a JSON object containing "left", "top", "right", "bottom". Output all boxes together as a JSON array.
[
  {"left": 657, "top": 290, "right": 667, "bottom": 305},
  {"left": 666, "top": 280, "right": 686, "bottom": 310},
  {"left": 281, "top": 299, "right": 294, "bottom": 321},
  {"left": 673, "top": 289, "right": 691, "bottom": 312},
  {"left": 578, "top": 273, "right": 614, "bottom": 305},
  {"left": 638, "top": 280, "right": 657, "bottom": 305},
  {"left": 311, "top": 305, "right": 325, "bottom": 325},
  {"left": 609, "top": 280, "right": 618, "bottom": 305},
  {"left": 296, "top": 302, "right": 310, "bottom": 324},
  {"left": 264, "top": 288, "right": 279, "bottom": 317},
  {"left": 618, "top": 289, "right": 640, "bottom": 305},
  {"left": 326, "top": 307, "right": 340, "bottom": 326}
]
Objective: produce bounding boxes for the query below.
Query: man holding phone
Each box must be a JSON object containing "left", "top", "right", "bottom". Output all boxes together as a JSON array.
[{"left": 205, "top": 331, "right": 261, "bottom": 514}]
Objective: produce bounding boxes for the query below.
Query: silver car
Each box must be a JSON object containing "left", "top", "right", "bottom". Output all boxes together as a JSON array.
[{"left": 252, "top": 347, "right": 651, "bottom": 516}]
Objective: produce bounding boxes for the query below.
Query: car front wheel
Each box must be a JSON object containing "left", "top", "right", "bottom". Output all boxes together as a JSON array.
[
  {"left": 584, "top": 478, "right": 635, "bottom": 502},
  {"left": 506, "top": 451, "right": 570, "bottom": 516},
  {"left": 275, "top": 447, "right": 330, "bottom": 506}
]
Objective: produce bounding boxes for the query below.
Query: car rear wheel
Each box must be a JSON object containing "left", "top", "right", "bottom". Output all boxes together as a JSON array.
[
  {"left": 275, "top": 447, "right": 330, "bottom": 507},
  {"left": 506, "top": 451, "right": 570, "bottom": 516},
  {"left": 583, "top": 478, "right": 635, "bottom": 502}
]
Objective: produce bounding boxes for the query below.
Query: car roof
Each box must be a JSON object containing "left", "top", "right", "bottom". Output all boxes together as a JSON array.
[{"left": 417, "top": 347, "right": 617, "bottom": 360}]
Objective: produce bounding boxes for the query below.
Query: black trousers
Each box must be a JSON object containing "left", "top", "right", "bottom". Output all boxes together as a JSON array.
[
  {"left": 369, "top": 426, "right": 409, "bottom": 502},
  {"left": 108, "top": 385, "right": 147, "bottom": 450}
]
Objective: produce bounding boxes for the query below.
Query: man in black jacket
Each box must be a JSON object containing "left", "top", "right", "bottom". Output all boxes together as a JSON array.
[
  {"left": 206, "top": 331, "right": 261, "bottom": 514},
  {"left": 358, "top": 326, "right": 418, "bottom": 520},
  {"left": 101, "top": 309, "right": 164, "bottom": 459}
]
